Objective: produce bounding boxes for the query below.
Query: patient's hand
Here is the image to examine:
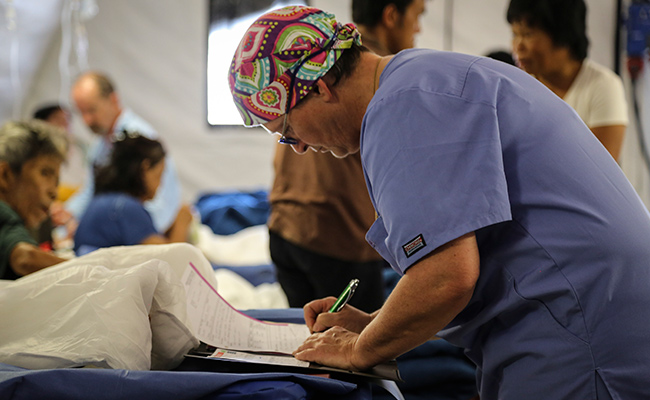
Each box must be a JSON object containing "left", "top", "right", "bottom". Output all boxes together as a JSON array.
[
  {"left": 50, "top": 201, "right": 73, "bottom": 226},
  {"left": 165, "top": 204, "right": 194, "bottom": 242},
  {"left": 175, "top": 204, "right": 193, "bottom": 226}
]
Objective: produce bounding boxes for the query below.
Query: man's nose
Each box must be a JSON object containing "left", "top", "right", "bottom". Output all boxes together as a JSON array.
[{"left": 290, "top": 141, "right": 309, "bottom": 155}]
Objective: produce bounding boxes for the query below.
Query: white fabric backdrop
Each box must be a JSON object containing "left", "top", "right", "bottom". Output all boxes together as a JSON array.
[{"left": 12, "top": 0, "right": 649, "bottom": 206}]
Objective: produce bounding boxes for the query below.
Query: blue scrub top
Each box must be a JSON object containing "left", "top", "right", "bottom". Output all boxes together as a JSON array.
[
  {"left": 361, "top": 49, "right": 650, "bottom": 398},
  {"left": 74, "top": 193, "right": 158, "bottom": 254}
]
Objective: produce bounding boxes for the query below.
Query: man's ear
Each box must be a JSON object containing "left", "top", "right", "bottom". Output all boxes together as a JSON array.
[
  {"left": 0, "top": 162, "right": 15, "bottom": 193},
  {"left": 312, "top": 78, "right": 336, "bottom": 103},
  {"left": 108, "top": 92, "right": 121, "bottom": 109},
  {"left": 382, "top": 4, "right": 401, "bottom": 29}
]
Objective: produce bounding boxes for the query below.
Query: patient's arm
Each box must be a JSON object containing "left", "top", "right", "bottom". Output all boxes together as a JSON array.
[
  {"left": 140, "top": 234, "right": 170, "bottom": 245},
  {"left": 165, "top": 204, "right": 193, "bottom": 243},
  {"left": 591, "top": 124, "right": 625, "bottom": 162},
  {"left": 10, "top": 242, "right": 66, "bottom": 277},
  {"left": 140, "top": 204, "right": 193, "bottom": 245}
]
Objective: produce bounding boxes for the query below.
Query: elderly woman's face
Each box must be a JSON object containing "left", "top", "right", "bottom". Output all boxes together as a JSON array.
[{"left": 4, "top": 155, "right": 61, "bottom": 228}]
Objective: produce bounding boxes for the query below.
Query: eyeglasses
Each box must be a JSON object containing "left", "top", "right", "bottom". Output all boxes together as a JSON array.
[
  {"left": 261, "top": 28, "right": 338, "bottom": 146},
  {"left": 277, "top": 113, "right": 298, "bottom": 145},
  {"left": 261, "top": 113, "right": 298, "bottom": 145}
]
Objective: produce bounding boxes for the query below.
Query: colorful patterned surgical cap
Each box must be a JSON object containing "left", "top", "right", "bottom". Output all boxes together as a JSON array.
[{"left": 228, "top": 6, "right": 362, "bottom": 127}]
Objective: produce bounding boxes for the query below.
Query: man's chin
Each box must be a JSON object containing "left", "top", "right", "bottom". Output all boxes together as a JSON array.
[
  {"left": 311, "top": 145, "right": 357, "bottom": 158},
  {"left": 330, "top": 151, "right": 349, "bottom": 159},
  {"left": 317, "top": 148, "right": 348, "bottom": 158},
  {"left": 329, "top": 147, "right": 360, "bottom": 159},
  {"left": 90, "top": 126, "right": 106, "bottom": 135}
]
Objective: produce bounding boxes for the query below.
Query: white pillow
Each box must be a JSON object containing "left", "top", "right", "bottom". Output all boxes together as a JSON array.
[{"left": 0, "top": 243, "right": 208, "bottom": 370}]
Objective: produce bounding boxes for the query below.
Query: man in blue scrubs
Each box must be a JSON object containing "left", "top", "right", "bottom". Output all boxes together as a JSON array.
[{"left": 229, "top": 6, "right": 650, "bottom": 399}]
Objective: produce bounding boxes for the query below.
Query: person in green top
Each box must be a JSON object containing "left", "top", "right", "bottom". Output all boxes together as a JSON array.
[{"left": 0, "top": 120, "right": 68, "bottom": 280}]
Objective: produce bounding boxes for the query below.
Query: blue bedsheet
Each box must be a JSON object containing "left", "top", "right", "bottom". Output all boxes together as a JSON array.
[
  {"left": 195, "top": 190, "right": 270, "bottom": 235},
  {"left": 0, "top": 363, "right": 365, "bottom": 400},
  {"left": 212, "top": 264, "right": 277, "bottom": 286}
]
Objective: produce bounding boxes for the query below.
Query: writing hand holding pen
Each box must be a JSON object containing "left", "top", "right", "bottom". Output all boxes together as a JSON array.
[
  {"left": 303, "top": 279, "right": 374, "bottom": 333},
  {"left": 295, "top": 279, "right": 372, "bottom": 370}
]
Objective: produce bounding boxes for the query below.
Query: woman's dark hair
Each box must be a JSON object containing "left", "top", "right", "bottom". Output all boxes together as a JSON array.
[
  {"left": 33, "top": 104, "right": 66, "bottom": 121},
  {"left": 94, "top": 134, "right": 165, "bottom": 198},
  {"left": 486, "top": 50, "right": 516, "bottom": 66},
  {"left": 507, "top": 0, "right": 589, "bottom": 61}
]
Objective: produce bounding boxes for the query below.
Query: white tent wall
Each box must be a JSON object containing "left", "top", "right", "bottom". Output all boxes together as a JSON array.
[
  {"left": 14, "top": 0, "right": 650, "bottom": 206},
  {"left": 25, "top": 0, "right": 278, "bottom": 204},
  {"left": 1, "top": 0, "right": 63, "bottom": 122}
]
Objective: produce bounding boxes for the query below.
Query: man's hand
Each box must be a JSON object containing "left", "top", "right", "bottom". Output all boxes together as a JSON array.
[
  {"left": 304, "top": 296, "right": 374, "bottom": 334},
  {"left": 293, "top": 326, "right": 370, "bottom": 370}
]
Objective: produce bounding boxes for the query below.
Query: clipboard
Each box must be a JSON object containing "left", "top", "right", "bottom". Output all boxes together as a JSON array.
[{"left": 183, "top": 342, "right": 403, "bottom": 382}]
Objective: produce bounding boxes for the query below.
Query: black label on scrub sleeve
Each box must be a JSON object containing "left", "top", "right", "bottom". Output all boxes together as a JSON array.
[{"left": 402, "top": 234, "right": 426, "bottom": 258}]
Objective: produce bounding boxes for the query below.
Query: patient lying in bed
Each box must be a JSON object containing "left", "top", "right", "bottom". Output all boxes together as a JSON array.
[{"left": 74, "top": 135, "right": 193, "bottom": 255}]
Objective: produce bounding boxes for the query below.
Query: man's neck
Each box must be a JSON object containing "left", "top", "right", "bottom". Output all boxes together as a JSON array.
[
  {"left": 340, "top": 52, "right": 390, "bottom": 132},
  {"left": 107, "top": 107, "right": 125, "bottom": 136}
]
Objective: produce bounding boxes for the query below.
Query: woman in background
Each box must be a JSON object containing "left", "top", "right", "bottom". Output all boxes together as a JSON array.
[
  {"left": 74, "top": 134, "right": 192, "bottom": 255},
  {"left": 507, "top": 0, "right": 628, "bottom": 161}
]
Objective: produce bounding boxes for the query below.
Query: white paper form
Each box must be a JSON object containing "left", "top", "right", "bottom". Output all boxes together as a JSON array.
[
  {"left": 209, "top": 348, "right": 310, "bottom": 367},
  {"left": 182, "top": 263, "right": 310, "bottom": 354}
]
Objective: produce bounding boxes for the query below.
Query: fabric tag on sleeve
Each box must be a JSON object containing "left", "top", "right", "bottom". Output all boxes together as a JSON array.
[{"left": 402, "top": 234, "right": 426, "bottom": 258}]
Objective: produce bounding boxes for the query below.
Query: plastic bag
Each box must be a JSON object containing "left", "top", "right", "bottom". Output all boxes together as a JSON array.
[{"left": 0, "top": 243, "right": 209, "bottom": 370}]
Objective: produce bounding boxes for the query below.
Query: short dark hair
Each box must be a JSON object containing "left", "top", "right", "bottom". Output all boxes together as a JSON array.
[
  {"left": 294, "top": 44, "right": 369, "bottom": 108},
  {"left": 33, "top": 104, "right": 66, "bottom": 121},
  {"left": 325, "top": 44, "right": 369, "bottom": 87},
  {"left": 352, "top": 0, "right": 415, "bottom": 28},
  {"left": 95, "top": 134, "right": 165, "bottom": 198},
  {"left": 507, "top": 0, "right": 589, "bottom": 61}
]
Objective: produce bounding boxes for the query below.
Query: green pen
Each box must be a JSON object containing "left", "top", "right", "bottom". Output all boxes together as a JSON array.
[{"left": 328, "top": 278, "right": 360, "bottom": 313}]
